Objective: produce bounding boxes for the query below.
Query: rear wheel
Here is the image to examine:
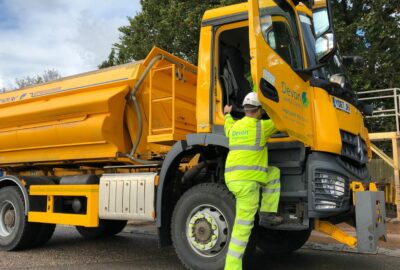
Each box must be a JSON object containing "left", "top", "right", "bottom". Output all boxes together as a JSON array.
[
  {"left": 256, "top": 227, "right": 312, "bottom": 255},
  {"left": 76, "top": 220, "right": 127, "bottom": 239},
  {"left": 0, "top": 186, "right": 33, "bottom": 251},
  {"left": 30, "top": 224, "right": 56, "bottom": 247},
  {"left": 171, "top": 183, "right": 255, "bottom": 270},
  {"left": 104, "top": 220, "right": 127, "bottom": 236},
  {"left": 76, "top": 220, "right": 107, "bottom": 239}
]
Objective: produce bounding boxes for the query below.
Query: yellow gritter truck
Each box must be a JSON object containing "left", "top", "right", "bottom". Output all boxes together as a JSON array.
[{"left": 0, "top": 1, "right": 386, "bottom": 269}]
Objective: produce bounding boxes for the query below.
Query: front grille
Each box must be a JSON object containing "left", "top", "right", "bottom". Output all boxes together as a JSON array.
[
  {"left": 338, "top": 157, "right": 369, "bottom": 179},
  {"left": 313, "top": 171, "right": 350, "bottom": 210},
  {"left": 340, "top": 130, "right": 368, "bottom": 165}
]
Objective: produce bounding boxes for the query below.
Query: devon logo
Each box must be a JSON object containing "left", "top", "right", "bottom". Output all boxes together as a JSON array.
[
  {"left": 232, "top": 130, "right": 249, "bottom": 137},
  {"left": 301, "top": 92, "right": 309, "bottom": 107}
]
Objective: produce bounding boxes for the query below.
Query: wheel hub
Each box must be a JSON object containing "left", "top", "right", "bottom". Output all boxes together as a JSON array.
[
  {"left": 0, "top": 200, "right": 17, "bottom": 237},
  {"left": 4, "top": 210, "right": 15, "bottom": 228},
  {"left": 194, "top": 219, "right": 212, "bottom": 243},
  {"left": 186, "top": 205, "right": 229, "bottom": 257}
]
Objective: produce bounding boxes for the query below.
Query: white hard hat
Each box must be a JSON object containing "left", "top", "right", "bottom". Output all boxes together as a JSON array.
[{"left": 242, "top": 92, "right": 261, "bottom": 107}]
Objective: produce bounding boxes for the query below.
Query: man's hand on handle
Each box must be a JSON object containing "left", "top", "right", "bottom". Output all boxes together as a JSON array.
[{"left": 224, "top": 105, "right": 233, "bottom": 115}]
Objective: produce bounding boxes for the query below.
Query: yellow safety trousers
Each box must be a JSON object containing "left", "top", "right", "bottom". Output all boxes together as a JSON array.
[{"left": 224, "top": 167, "right": 280, "bottom": 270}]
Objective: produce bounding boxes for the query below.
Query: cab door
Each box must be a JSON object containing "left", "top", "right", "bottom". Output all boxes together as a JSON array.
[{"left": 248, "top": 0, "right": 314, "bottom": 146}]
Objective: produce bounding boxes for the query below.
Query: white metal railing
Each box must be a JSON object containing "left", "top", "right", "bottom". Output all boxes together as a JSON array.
[{"left": 357, "top": 88, "right": 400, "bottom": 133}]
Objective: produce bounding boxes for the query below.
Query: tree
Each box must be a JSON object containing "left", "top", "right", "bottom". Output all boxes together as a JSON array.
[
  {"left": 100, "top": 0, "right": 245, "bottom": 67},
  {"left": 331, "top": 0, "right": 400, "bottom": 132},
  {"left": 15, "top": 69, "right": 61, "bottom": 89}
]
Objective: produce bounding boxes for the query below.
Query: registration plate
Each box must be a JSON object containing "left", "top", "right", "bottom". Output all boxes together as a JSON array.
[{"left": 333, "top": 97, "right": 350, "bottom": 113}]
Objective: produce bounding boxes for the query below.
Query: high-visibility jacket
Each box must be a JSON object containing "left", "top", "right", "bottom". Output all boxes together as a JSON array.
[{"left": 224, "top": 114, "right": 277, "bottom": 183}]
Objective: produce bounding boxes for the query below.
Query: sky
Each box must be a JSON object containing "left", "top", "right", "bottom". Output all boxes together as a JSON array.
[{"left": 0, "top": 0, "right": 141, "bottom": 90}]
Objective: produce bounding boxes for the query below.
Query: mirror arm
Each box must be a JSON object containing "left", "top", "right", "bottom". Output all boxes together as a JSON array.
[{"left": 294, "top": 62, "right": 327, "bottom": 75}]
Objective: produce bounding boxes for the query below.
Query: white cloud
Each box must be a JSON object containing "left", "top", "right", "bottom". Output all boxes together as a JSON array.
[{"left": 0, "top": 0, "right": 141, "bottom": 89}]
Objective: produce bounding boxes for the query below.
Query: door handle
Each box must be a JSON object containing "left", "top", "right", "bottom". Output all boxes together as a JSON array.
[{"left": 259, "top": 78, "right": 279, "bottom": 102}]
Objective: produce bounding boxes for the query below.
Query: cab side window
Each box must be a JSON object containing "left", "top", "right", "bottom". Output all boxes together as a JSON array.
[{"left": 259, "top": 3, "right": 303, "bottom": 70}]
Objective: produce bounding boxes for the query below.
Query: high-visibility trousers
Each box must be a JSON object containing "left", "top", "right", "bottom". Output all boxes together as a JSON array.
[{"left": 224, "top": 166, "right": 280, "bottom": 270}]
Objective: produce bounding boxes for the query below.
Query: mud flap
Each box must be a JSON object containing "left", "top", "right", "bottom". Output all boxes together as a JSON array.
[{"left": 355, "top": 191, "right": 387, "bottom": 253}]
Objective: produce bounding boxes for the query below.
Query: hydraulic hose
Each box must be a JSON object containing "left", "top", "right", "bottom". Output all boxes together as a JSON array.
[{"left": 124, "top": 53, "right": 197, "bottom": 165}]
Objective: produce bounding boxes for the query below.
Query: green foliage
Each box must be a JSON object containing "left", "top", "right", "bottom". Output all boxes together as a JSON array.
[
  {"left": 331, "top": 0, "right": 400, "bottom": 132},
  {"left": 332, "top": 0, "right": 400, "bottom": 90},
  {"left": 99, "top": 0, "right": 245, "bottom": 67}
]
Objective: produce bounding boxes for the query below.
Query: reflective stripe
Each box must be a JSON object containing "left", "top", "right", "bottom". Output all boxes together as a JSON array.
[
  {"left": 225, "top": 165, "right": 268, "bottom": 173},
  {"left": 236, "top": 219, "right": 254, "bottom": 226},
  {"left": 230, "top": 237, "right": 248, "bottom": 247},
  {"left": 255, "top": 120, "right": 261, "bottom": 146},
  {"left": 227, "top": 249, "right": 243, "bottom": 259},
  {"left": 229, "top": 145, "right": 264, "bottom": 151},
  {"left": 267, "top": 179, "right": 280, "bottom": 185},
  {"left": 262, "top": 187, "right": 281, "bottom": 194}
]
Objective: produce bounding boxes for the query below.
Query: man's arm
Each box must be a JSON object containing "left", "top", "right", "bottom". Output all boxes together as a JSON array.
[
  {"left": 224, "top": 105, "right": 235, "bottom": 137},
  {"left": 263, "top": 119, "right": 278, "bottom": 138}
]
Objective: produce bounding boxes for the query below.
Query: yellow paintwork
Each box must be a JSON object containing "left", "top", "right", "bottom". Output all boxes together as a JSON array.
[
  {"left": 296, "top": 3, "right": 312, "bottom": 17},
  {"left": 249, "top": 0, "right": 315, "bottom": 146},
  {"left": 385, "top": 183, "right": 398, "bottom": 206},
  {"left": 313, "top": 0, "right": 327, "bottom": 10},
  {"left": 0, "top": 47, "right": 196, "bottom": 167},
  {"left": 28, "top": 185, "right": 99, "bottom": 227},
  {"left": 202, "top": 3, "right": 248, "bottom": 22},
  {"left": 196, "top": 24, "right": 213, "bottom": 133},
  {"left": 350, "top": 181, "right": 365, "bottom": 205},
  {"left": 350, "top": 181, "right": 380, "bottom": 205},
  {"left": 314, "top": 219, "right": 357, "bottom": 248}
]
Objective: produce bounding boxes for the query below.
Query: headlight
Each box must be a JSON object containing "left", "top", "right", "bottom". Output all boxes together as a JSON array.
[
  {"left": 315, "top": 200, "right": 337, "bottom": 210},
  {"left": 314, "top": 172, "right": 349, "bottom": 210},
  {"left": 319, "top": 174, "right": 345, "bottom": 198}
]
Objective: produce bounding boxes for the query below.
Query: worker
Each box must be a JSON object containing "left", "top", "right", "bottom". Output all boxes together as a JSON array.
[{"left": 223, "top": 92, "right": 282, "bottom": 270}]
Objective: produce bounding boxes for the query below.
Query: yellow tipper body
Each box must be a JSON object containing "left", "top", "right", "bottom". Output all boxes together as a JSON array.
[{"left": 0, "top": 47, "right": 197, "bottom": 167}]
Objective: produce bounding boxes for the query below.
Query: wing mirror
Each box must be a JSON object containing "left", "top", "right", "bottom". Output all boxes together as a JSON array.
[
  {"left": 329, "top": 74, "right": 346, "bottom": 88},
  {"left": 315, "top": 33, "right": 335, "bottom": 62},
  {"left": 312, "top": 0, "right": 337, "bottom": 63}
]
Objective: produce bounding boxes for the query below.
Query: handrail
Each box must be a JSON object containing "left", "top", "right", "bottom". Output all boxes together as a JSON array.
[{"left": 357, "top": 88, "right": 400, "bottom": 133}]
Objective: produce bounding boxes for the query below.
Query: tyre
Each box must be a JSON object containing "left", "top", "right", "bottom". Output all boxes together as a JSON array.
[
  {"left": 30, "top": 224, "right": 56, "bottom": 247},
  {"left": 255, "top": 227, "right": 312, "bottom": 255},
  {"left": 0, "top": 186, "right": 34, "bottom": 251},
  {"left": 76, "top": 220, "right": 127, "bottom": 239},
  {"left": 171, "top": 183, "right": 236, "bottom": 270},
  {"left": 104, "top": 220, "right": 127, "bottom": 236},
  {"left": 76, "top": 220, "right": 107, "bottom": 240}
]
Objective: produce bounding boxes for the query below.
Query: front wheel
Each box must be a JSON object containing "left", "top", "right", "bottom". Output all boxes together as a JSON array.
[
  {"left": 256, "top": 227, "right": 312, "bottom": 255},
  {"left": 171, "top": 183, "right": 235, "bottom": 270}
]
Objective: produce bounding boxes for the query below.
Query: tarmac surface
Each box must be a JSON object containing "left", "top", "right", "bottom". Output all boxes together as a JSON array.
[{"left": 0, "top": 222, "right": 399, "bottom": 270}]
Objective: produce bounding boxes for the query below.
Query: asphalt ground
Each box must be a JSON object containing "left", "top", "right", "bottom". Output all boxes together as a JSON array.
[{"left": 0, "top": 222, "right": 399, "bottom": 270}]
